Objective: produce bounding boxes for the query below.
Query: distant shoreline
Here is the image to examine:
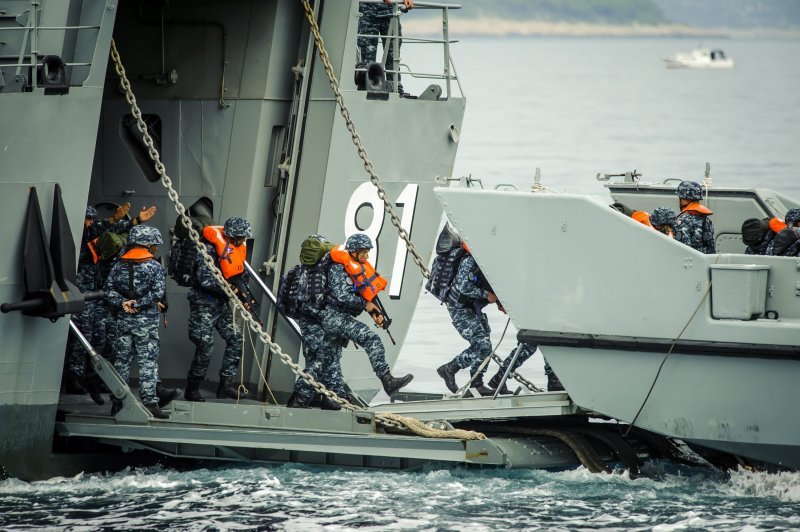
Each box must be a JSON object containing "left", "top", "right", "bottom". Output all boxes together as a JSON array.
[{"left": 403, "top": 17, "right": 800, "bottom": 39}]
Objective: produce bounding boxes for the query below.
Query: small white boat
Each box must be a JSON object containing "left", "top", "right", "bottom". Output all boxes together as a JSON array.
[{"left": 663, "top": 48, "right": 734, "bottom": 69}]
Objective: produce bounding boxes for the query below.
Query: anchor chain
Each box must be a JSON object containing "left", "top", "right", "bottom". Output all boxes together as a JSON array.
[
  {"left": 490, "top": 353, "right": 542, "bottom": 393},
  {"left": 300, "top": 0, "right": 430, "bottom": 279},
  {"left": 109, "top": 38, "right": 483, "bottom": 441}
]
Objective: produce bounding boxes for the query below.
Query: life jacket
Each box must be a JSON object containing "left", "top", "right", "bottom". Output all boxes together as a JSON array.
[
  {"left": 770, "top": 218, "right": 787, "bottom": 234},
  {"left": 425, "top": 246, "right": 466, "bottom": 303},
  {"left": 168, "top": 238, "right": 198, "bottom": 287},
  {"left": 203, "top": 225, "right": 246, "bottom": 279},
  {"left": 120, "top": 248, "right": 154, "bottom": 261},
  {"left": 117, "top": 249, "right": 156, "bottom": 304},
  {"left": 329, "top": 245, "right": 387, "bottom": 302},
  {"left": 276, "top": 255, "right": 332, "bottom": 320},
  {"left": 680, "top": 202, "right": 713, "bottom": 216},
  {"left": 631, "top": 211, "right": 652, "bottom": 227},
  {"left": 445, "top": 253, "right": 487, "bottom": 309},
  {"left": 86, "top": 237, "right": 100, "bottom": 264}
]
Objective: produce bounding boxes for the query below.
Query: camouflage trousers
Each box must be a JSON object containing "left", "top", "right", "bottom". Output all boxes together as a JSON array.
[
  {"left": 187, "top": 299, "right": 243, "bottom": 382},
  {"left": 496, "top": 342, "right": 537, "bottom": 376},
  {"left": 448, "top": 306, "right": 492, "bottom": 376},
  {"left": 321, "top": 308, "right": 390, "bottom": 378},
  {"left": 65, "top": 265, "right": 102, "bottom": 379},
  {"left": 294, "top": 318, "right": 346, "bottom": 401},
  {"left": 113, "top": 314, "right": 160, "bottom": 405},
  {"left": 357, "top": 3, "right": 403, "bottom": 92}
]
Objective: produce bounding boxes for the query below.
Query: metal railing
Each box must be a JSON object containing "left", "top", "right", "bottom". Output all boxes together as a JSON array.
[{"left": 355, "top": 0, "right": 463, "bottom": 98}]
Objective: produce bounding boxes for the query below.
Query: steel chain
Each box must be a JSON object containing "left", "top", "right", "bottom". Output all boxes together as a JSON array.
[
  {"left": 490, "top": 354, "right": 542, "bottom": 393},
  {"left": 300, "top": 0, "right": 430, "bottom": 279},
  {"left": 109, "top": 38, "right": 484, "bottom": 440}
]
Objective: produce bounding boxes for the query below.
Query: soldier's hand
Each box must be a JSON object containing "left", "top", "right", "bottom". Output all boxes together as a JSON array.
[
  {"left": 364, "top": 301, "right": 377, "bottom": 314},
  {"left": 373, "top": 313, "right": 385, "bottom": 327},
  {"left": 487, "top": 292, "right": 497, "bottom": 303},
  {"left": 138, "top": 205, "right": 157, "bottom": 222},
  {"left": 157, "top": 302, "right": 166, "bottom": 313},
  {"left": 112, "top": 202, "right": 131, "bottom": 222},
  {"left": 122, "top": 300, "right": 137, "bottom": 314}
]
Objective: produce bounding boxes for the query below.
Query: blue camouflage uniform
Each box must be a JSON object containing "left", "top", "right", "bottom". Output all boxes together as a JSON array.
[
  {"left": 294, "top": 317, "right": 346, "bottom": 401},
  {"left": 105, "top": 245, "right": 165, "bottom": 406},
  {"left": 447, "top": 254, "right": 492, "bottom": 377},
  {"left": 358, "top": 2, "right": 404, "bottom": 93},
  {"left": 766, "top": 209, "right": 800, "bottom": 256},
  {"left": 186, "top": 241, "right": 244, "bottom": 383},
  {"left": 321, "top": 262, "right": 391, "bottom": 379},
  {"left": 66, "top": 208, "right": 133, "bottom": 381},
  {"left": 674, "top": 181, "right": 716, "bottom": 254}
]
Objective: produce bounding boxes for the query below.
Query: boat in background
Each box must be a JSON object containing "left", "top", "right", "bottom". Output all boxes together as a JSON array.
[{"left": 664, "top": 48, "right": 734, "bottom": 69}]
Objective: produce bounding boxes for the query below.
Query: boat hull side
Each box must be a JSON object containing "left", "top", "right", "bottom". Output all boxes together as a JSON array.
[{"left": 0, "top": 403, "right": 59, "bottom": 480}]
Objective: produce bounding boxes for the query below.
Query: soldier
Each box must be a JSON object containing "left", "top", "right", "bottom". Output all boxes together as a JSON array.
[
  {"left": 488, "top": 343, "right": 564, "bottom": 395},
  {"left": 321, "top": 233, "right": 413, "bottom": 397},
  {"left": 357, "top": 0, "right": 413, "bottom": 94},
  {"left": 184, "top": 217, "right": 253, "bottom": 402},
  {"left": 674, "top": 181, "right": 716, "bottom": 254},
  {"left": 105, "top": 225, "right": 170, "bottom": 418},
  {"left": 281, "top": 235, "right": 347, "bottom": 410},
  {"left": 650, "top": 207, "right": 677, "bottom": 238},
  {"left": 436, "top": 247, "right": 498, "bottom": 396},
  {"left": 65, "top": 203, "right": 155, "bottom": 401},
  {"left": 767, "top": 208, "right": 800, "bottom": 256}
]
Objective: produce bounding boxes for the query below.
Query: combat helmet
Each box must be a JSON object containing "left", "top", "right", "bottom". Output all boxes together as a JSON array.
[
  {"left": 85, "top": 205, "right": 98, "bottom": 219},
  {"left": 785, "top": 208, "right": 800, "bottom": 227},
  {"left": 128, "top": 224, "right": 163, "bottom": 247},
  {"left": 222, "top": 216, "right": 252, "bottom": 239},
  {"left": 676, "top": 181, "right": 703, "bottom": 201},
  {"left": 650, "top": 207, "right": 677, "bottom": 227},
  {"left": 345, "top": 233, "right": 373, "bottom": 252}
]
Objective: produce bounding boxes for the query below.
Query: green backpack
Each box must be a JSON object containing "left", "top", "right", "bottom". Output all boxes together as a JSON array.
[{"left": 95, "top": 231, "right": 129, "bottom": 261}]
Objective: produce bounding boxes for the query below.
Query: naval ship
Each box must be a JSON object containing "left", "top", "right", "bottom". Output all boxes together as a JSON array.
[
  {"left": 437, "top": 171, "right": 800, "bottom": 470},
  {"left": 1, "top": 0, "right": 704, "bottom": 481}
]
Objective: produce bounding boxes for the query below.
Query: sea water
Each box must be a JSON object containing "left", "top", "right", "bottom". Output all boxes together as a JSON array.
[{"left": 3, "top": 37, "right": 800, "bottom": 529}]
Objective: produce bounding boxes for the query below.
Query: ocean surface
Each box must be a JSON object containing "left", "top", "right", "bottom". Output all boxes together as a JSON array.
[{"left": 4, "top": 37, "right": 800, "bottom": 530}]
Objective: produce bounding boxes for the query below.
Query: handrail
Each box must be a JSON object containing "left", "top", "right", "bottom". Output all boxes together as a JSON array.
[{"left": 244, "top": 261, "right": 302, "bottom": 338}]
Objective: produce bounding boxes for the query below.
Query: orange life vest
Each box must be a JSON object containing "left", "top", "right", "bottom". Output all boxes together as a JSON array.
[
  {"left": 681, "top": 202, "right": 713, "bottom": 216},
  {"left": 631, "top": 210, "right": 652, "bottom": 227},
  {"left": 203, "top": 225, "right": 246, "bottom": 279},
  {"left": 120, "top": 248, "right": 154, "bottom": 261},
  {"left": 770, "top": 217, "right": 787, "bottom": 233},
  {"left": 87, "top": 237, "right": 100, "bottom": 264},
  {"left": 329, "top": 244, "right": 387, "bottom": 302}
]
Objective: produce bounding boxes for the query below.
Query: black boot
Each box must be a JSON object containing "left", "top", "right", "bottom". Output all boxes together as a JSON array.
[
  {"left": 488, "top": 372, "right": 512, "bottom": 396},
  {"left": 436, "top": 359, "right": 461, "bottom": 393},
  {"left": 156, "top": 384, "right": 181, "bottom": 408},
  {"left": 286, "top": 392, "right": 312, "bottom": 408},
  {"left": 145, "top": 403, "right": 169, "bottom": 419},
  {"left": 470, "top": 377, "right": 495, "bottom": 397},
  {"left": 85, "top": 375, "right": 105, "bottom": 405},
  {"left": 184, "top": 380, "right": 205, "bottom": 402},
  {"left": 217, "top": 376, "right": 247, "bottom": 399},
  {"left": 379, "top": 372, "right": 414, "bottom": 397},
  {"left": 547, "top": 373, "right": 565, "bottom": 392},
  {"left": 65, "top": 376, "right": 87, "bottom": 395},
  {"left": 110, "top": 399, "right": 123, "bottom": 416},
  {"left": 320, "top": 395, "right": 342, "bottom": 411}
]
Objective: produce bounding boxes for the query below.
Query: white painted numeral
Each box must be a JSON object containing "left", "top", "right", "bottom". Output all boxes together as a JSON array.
[{"left": 389, "top": 184, "right": 418, "bottom": 299}]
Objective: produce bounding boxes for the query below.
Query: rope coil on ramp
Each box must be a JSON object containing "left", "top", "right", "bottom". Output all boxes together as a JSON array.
[{"left": 108, "top": 38, "right": 484, "bottom": 442}]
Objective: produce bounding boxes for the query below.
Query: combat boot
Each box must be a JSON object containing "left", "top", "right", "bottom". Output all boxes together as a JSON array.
[
  {"left": 144, "top": 403, "right": 169, "bottom": 419},
  {"left": 379, "top": 372, "right": 414, "bottom": 397},
  {"left": 85, "top": 375, "right": 105, "bottom": 405},
  {"left": 217, "top": 376, "right": 247, "bottom": 400},
  {"left": 156, "top": 383, "right": 181, "bottom": 408},
  {"left": 488, "top": 372, "right": 512, "bottom": 396},
  {"left": 65, "top": 376, "right": 87, "bottom": 395},
  {"left": 470, "top": 377, "right": 495, "bottom": 397},
  {"left": 320, "top": 394, "right": 342, "bottom": 411},
  {"left": 286, "top": 392, "right": 311, "bottom": 409},
  {"left": 547, "top": 373, "right": 565, "bottom": 392},
  {"left": 110, "top": 399, "right": 123, "bottom": 416},
  {"left": 184, "top": 380, "right": 205, "bottom": 402},
  {"left": 436, "top": 358, "right": 461, "bottom": 393}
]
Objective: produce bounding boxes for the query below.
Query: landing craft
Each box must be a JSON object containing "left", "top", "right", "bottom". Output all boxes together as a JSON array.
[{"left": 1, "top": 0, "right": 701, "bottom": 480}]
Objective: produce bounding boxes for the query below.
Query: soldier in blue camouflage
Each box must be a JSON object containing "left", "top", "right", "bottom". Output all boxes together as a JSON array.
[
  {"left": 674, "top": 181, "right": 716, "bottom": 254},
  {"left": 487, "top": 343, "right": 564, "bottom": 394},
  {"left": 767, "top": 208, "right": 800, "bottom": 256},
  {"left": 65, "top": 203, "right": 156, "bottom": 400},
  {"left": 286, "top": 235, "right": 347, "bottom": 410},
  {"left": 321, "top": 233, "right": 413, "bottom": 397},
  {"left": 650, "top": 207, "right": 677, "bottom": 238},
  {"left": 436, "top": 251, "right": 498, "bottom": 396},
  {"left": 358, "top": 0, "right": 412, "bottom": 94},
  {"left": 184, "top": 217, "right": 251, "bottom": 402},
  {"left": 105, "top": 225, "right": 169, "bottom": 419}
]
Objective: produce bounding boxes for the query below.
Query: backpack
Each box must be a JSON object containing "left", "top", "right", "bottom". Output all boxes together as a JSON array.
[
  {"left": 425, "top": 246, "right": 466, "bottom": 303},
  {"left": 95, "top": 231, "right": 128, "bottom": 261},
  {"left": 276, "top": 265, "right": 306, "bottom": 319},
  {"left": 168, "top": 238, "right": 199, "bottom": 287}
]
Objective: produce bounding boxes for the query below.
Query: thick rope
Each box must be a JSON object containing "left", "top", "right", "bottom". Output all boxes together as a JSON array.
[{"left": 109, "top": 38, "right": 484, "bottom": 441}]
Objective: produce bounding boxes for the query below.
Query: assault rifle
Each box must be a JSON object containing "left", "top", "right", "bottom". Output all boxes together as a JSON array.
[
  {"left": 228, "top": 273, "right": 261, "bottom": 324},
  {"left": 369, "top": 295, "right": 396, "bottom": 345}
]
